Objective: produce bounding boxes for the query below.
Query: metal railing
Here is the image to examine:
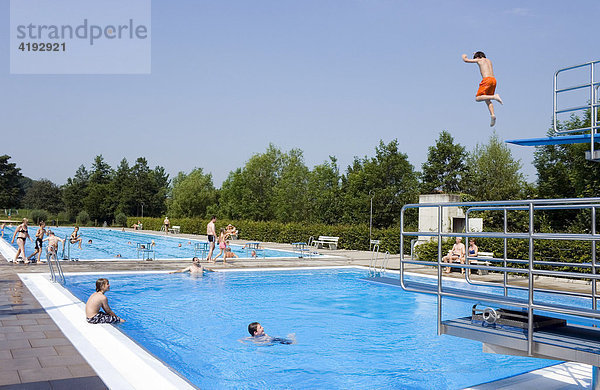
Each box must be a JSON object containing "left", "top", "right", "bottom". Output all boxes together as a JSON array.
[
  {"left": 400, "top": 197, "right": 600, "bottom": 356},
  {"left": 61, "top": 235, "right": 70, "bottom": 260},
  {"left": 47, "top": 246, "right": 65, "bottom": 284},
  {"left": 553, "top": 60, "right": 600, "bottom": 158}
]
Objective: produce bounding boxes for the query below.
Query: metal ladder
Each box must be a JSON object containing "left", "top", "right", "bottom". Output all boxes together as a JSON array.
[
  {"left": 399, "top": 197, "right": 600, "bottom": 387},
  {"left": 47, "top": 247, "right": 65, "bottom": 284},
  {"left": 553, "top": 60, "right": 600, "bottom": 160}
]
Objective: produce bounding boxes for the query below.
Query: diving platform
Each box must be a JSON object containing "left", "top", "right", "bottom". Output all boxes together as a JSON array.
[
  {"left": 397, "top": 197, "right": 600, "bottom": 388},
  {"left": 506, "top": 60, "right": 600, "bottom": 162},
  {"left": 506, "top": 133, "right": 591, "bottom": 146}
]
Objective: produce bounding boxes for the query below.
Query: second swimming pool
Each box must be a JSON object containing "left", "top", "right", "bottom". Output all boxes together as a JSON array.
[{"left": 1, "top": 226, "right": 300, "bottom": 260}]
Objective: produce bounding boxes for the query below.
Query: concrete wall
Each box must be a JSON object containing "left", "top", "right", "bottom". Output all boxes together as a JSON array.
[{"left": 416, "top": 194, "right": 482, "bottom": 242}]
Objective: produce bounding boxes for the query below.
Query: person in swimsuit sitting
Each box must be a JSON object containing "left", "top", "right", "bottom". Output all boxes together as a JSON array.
[
  {"left": 70, "top": 226, "right": 83, "bottom": 249},
  {"left": 225, "top": 247, "right": 238, "bottom": 260},
  {"left": 28, "top": 221, "right": 47, "bottom": 263},
  {"left": 468, "top": 239, "right": 478, "bottom": 257},
  {"left": 462, "top": 51, "right": 503, "bottom": 127},
  {"left": 169, "top": 257, "right": 208, "bottom": 275},
  {"left": 43, "top": 230, "right": 65, "bottom": 260},
  {"left": 247, "top": 322, "right": 295, "bottom": 345},
  {"left": 442, "top": 237, "right": 466, "bottom": 274},
  {"left": 85, "top": 278, "right": 125, "bottom": 324},
  {"left": 11, "top": 218, "right": 31, "bottom": 263}
]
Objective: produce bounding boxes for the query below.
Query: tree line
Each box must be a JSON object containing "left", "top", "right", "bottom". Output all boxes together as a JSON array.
[{"left": 1, "top": 116, "right": 598, "bottom": 230}]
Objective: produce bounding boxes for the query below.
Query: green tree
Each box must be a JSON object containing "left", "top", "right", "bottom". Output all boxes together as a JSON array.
[
  {"left": 0, "top": 155, "right": 24, "bottom": 209},
  {"left": 111, "top": 158, "right": 135, "bottom": 216},
  {"left": 535, "top": 114, "right": 600, "bottom": 199},
  {"left": 306, "top": 156, "right": 342, "bottom": 224},
  {"left": 83, "top": 155, "right": 114, "bottom": 223},
  {"left": 220, "top": 144, "right": 282, "bottom": 221},
  {"left": 534, "top": 114, "right": 600, "bottom": 231},
  {"left": 62, "top": 165, "right": 89, "bottom": 220},
  {"left": 130, "top": 158, "right": 169, "bottom": 217},
  {"left": 467, "top": 133, "right": 525, "bottom": 201},
  {"left": 22, "top": 179, "right": 64, "bottom": 213},
  {"left": 420, "top": 131, "right": 470, "bottom": 194},
  {"left": 342, "top": 140, "right": 419, "bottom": 228},
  {"left": 168, "top": 168, "right": 216, "bottom": 218},
  {"left": 150, "top": 165, "right": 169, "bottom": 217},
  {"left": 272, "top": 149, "right": 310, "bottom": 222}
]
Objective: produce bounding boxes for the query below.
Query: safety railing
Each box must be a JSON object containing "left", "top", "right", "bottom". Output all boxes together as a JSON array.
[
  {"left": 400, "top": 197, "right": 600, "bottom": 356},
  {"left": 553, "top": 60, "right": 600, "bottom": 158}
]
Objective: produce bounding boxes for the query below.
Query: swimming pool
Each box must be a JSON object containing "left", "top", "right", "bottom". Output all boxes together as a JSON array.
[
  {"left": 1, "top": 226, "right": 300, "bottom": 260},
  {"left": 64, "top": 269, "right": 556, "bottom": 389}
]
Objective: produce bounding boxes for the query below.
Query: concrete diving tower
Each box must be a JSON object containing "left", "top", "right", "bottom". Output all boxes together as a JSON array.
[{"left": 384, "top": 198, "right": 600, "bottom": 388}]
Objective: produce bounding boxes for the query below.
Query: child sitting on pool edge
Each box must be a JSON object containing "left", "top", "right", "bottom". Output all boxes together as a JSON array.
[{"left": 85, "top": 278, "right": 125, "bottom": 324}]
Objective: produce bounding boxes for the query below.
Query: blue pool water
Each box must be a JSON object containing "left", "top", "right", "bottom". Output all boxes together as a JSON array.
[
  {"left": 1, "top": 226, "right": 299, "bottom": 260},
  {"left": 65, "top": 269, "right": 558, "bottom": 389}
]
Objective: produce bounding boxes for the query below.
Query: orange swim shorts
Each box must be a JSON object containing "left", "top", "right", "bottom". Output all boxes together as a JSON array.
[{"left": 476, "top": 77, "right": 497, "bottom": 97}]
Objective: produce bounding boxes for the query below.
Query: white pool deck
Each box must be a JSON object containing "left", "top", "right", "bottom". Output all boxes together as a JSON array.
[{"left": 1, "top": 231, "right": 597, "bottom": 389}]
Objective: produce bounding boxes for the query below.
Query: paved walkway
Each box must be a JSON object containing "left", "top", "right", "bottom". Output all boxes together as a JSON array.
[{"left": 0, "top": 256, "right": 106, "bottom": 389}]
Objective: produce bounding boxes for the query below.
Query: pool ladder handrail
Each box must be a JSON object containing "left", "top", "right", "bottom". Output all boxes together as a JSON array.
[
  {"left": 61, "top": 235, "right": 70, "bottom": 260},
  {"left": 400, "top": 197, "right": 600, "bottom": 359},
  {"left": 47, "top": 246, "right": 65, "bottom": 285}
]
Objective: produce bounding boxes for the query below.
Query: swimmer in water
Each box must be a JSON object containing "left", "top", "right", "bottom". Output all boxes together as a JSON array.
[
  {"left": 246, "top": 322, "right": 295, "bottom": 345},
  {"left": 169, "top": 257, "right": 208, "bottom": 275}
]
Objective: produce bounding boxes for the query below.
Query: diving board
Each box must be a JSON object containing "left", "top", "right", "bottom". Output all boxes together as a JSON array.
[{"left": 506, "top": 134, "right": 592, "bottom": 146}]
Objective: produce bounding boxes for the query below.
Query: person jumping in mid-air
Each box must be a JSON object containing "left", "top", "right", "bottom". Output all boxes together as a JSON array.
[{"left": 462, "top": 51, "right": 503, "bottom": 127}]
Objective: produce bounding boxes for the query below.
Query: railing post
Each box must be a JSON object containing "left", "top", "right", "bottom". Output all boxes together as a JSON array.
[
  {"left": 527, "top": 202, "right": 535, "bottom": 356},
  {"left": 504, "top": 208, "right": 508, "bottom": 296},
  {"left": 400, "top": 208, "right": 404, "bottom": 283},
  {"left": 437, "top": 205, "right": 443, "bottom": 336},
  {"left": 593, "top": 206, "right": 597, "bottom": 311},
  {"left": 590, "top": 63, "right": 595, "bottom": 157}
]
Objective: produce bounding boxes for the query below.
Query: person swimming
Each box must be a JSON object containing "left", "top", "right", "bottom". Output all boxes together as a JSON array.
[{"left": 246, "top": 322, "right": 295, "bottom": 345}]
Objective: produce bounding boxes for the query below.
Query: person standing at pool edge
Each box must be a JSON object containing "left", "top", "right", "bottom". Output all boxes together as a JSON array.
[
  {"left": 163, "top": 216, "right": 170, "bottom": 234},
  {"left": 206, "top": 215, "right": 216, "bottom": 262},
  {"left": 85, "top": 278, "right": 125, "bottom": 324},
  {"left": 28, "top": 221, "right": 47, "bottom": 263},
  {"left": 11, "top": 218, "right": 31, "bottom": 263},
  {"left": 462, "top": 51, "right": 503, "bottom": 127}
]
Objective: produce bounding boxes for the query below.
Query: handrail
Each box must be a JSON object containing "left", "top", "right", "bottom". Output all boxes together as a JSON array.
[
  {"left": 368, "top": 243, "right": 380, "bottom": 276},
  {"left": 47, "top": 246, "right": 65, "bottom": 285},
  {"left": 400, "top": 197, "right": 600, "bottom": 357},
  {"left": 553, "top": 60, "right": 600, "bottom": 160}
]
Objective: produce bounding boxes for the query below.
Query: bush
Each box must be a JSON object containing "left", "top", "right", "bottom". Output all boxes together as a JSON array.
[
  {"left": 115, "top": 213, "right": 128, "bottom": 227},
  {"left": 76, "top": 210, "right": 90, "bottom": 226},
  {"left": 29, "top": 209, "right": 49, "bottom": 225},
  {"left": 56, "top": 211, "right": 72, "bottom": 224}
]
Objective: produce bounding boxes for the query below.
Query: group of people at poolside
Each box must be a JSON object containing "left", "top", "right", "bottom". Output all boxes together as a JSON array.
[
  {"left": 441, "top": 237, "right": 479, "bottom": 274},
  {"left": 205, "top": 216, "right": 240, "bottom": 263},
  {"left": 7, "top": 218, "right": 85, "bottom": 264}
]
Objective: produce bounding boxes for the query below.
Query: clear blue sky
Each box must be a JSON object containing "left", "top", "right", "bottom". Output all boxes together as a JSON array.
[{"left": 2, "top": 0, "right": 599, "bottom": 187}]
